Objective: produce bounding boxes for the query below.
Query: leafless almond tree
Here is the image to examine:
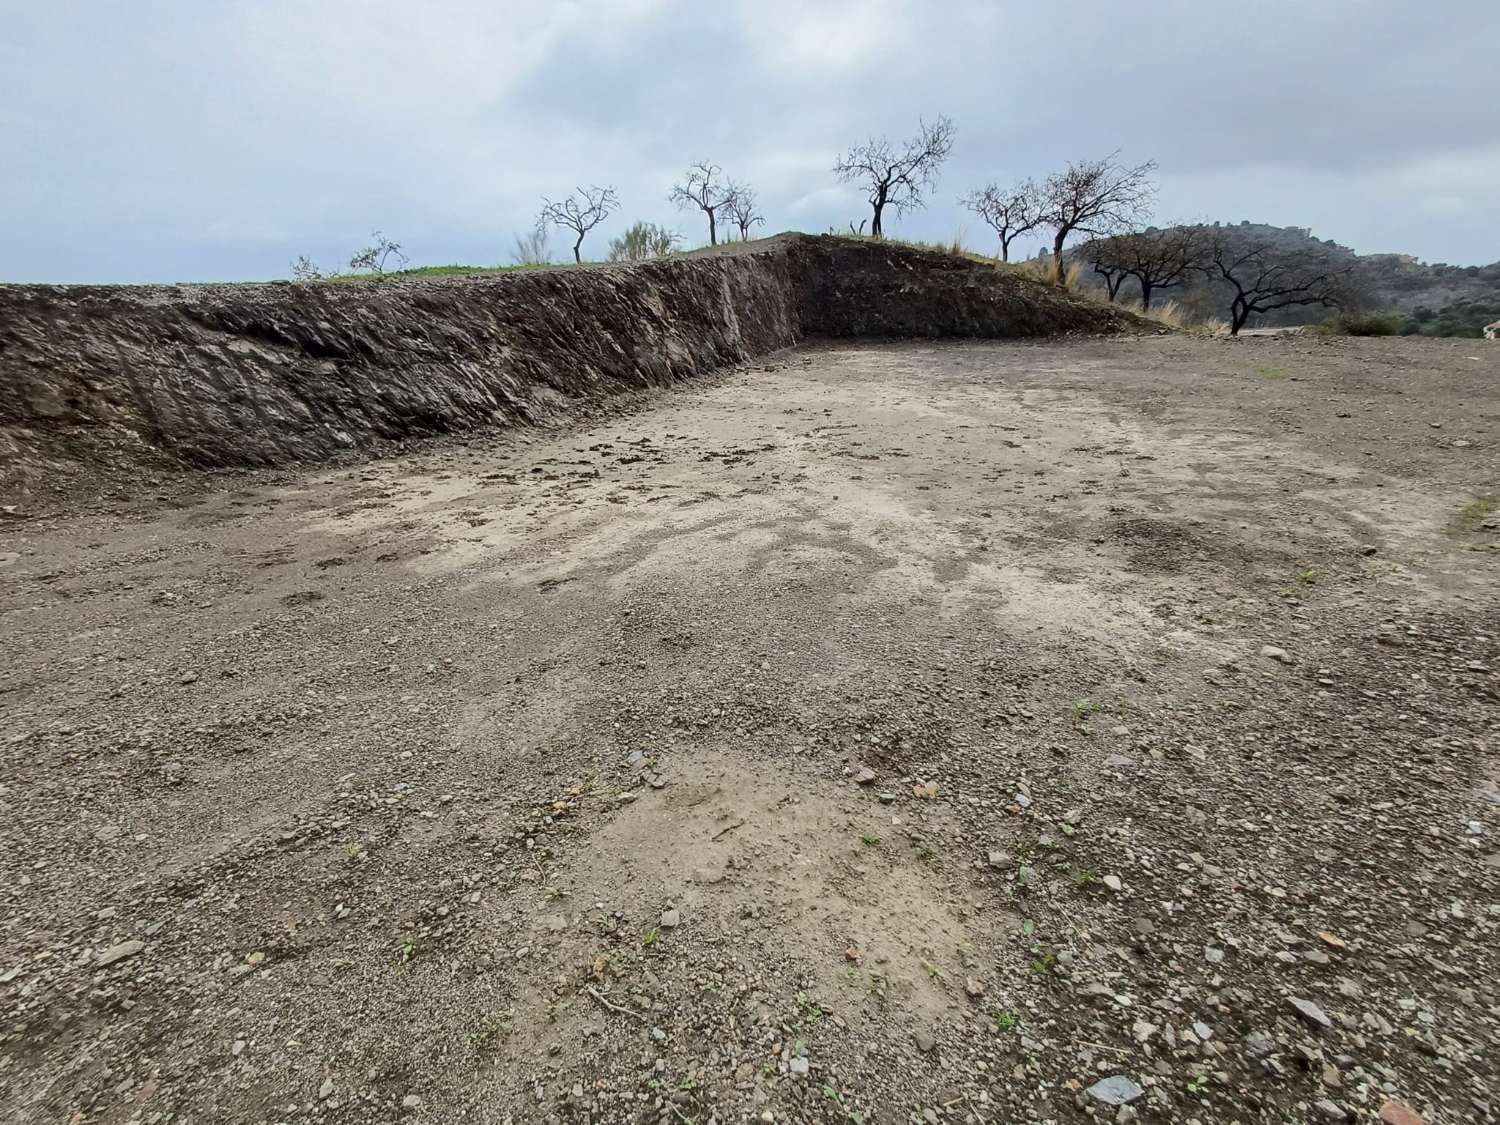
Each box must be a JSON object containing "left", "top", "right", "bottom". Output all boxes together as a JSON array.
[
  {"left": 1199, "top": 228, "right": 1350, "bottom": 335},
  {"left": 348, "top": 231, "right": 408, "bottom": 278},
  {"left": 1122, "top": 227, "right": 1205, "bottom": 309},
  {"left": 959, "top": 180, "right": 1041, "bottom": 262},
  {"left": 1078, "top": 235, "right": 1133, "bottom": 301},
  {"left": 668, "top": 162, "right": 735, "bottom": 246},
  {"left": 290, "top": 255, "right": 324, "bottom": 282},
  {"left": 833, "top": 116, "right": 955, "bottom": 239},
  {"left": 540, "top": 185, "right": 619, "bottom": 264},
  {"left": 1038, "top": 154, "right": 1157, "bottom": 282},
  {"left": 1083, "top": 227, "right": 1205, "bottom": 308},
  {"left": 723, "top": 181, "right": 765, "bottom": 241}
]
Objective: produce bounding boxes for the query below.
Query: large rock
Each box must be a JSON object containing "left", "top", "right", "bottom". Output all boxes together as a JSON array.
[
  {"left": 96, "top": 940, "right": 145, "bottom": 967},
  {"left": 1287, "top": 996, "right": 1332, "bottom": 1031},
  {"left": 1378, "top": 1101, "right": 1427, "bottom": 1125},
  {"left": 1085, "top": 1076, "right": 1144, "bottom": 1106}
]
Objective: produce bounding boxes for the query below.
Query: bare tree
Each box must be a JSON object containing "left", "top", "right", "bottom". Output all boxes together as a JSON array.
[
  {"left": 290, "top": 255, "right": 324, "bottom": 282},
  {"left": 540, "top": 185, "right": 619, "bottom": 264},
  {"left": 723, "top": 182, "right": 765, "bottom": 241},
  {"left": 1121, "top": 226, "right": 1205, "bottom": 310},
  {"left": 1078, "top": 235, "right": 1132, "bottom": 301},
  {"left": 959, "top": 180, "right": 1041, "bottom": 262},
  {"left": 1199, "top": 228, "right": 1350, "bottom": 335},
  {"left": 1082, "top": 227, "right": 1204, "bottom": 308},
  {"left": 668, "top": 162, "right": 737, "bottom": 246},
  {"left": 510, "top": 221, "right": 552, "bottom": 267},
  {"left": 348, "top": 231, "right": 408, "bottom": 278},
  {"left": 1038, "top": 154, "right": 1157, "bottom": 283},
  {"left": 833, "top": 116, "right": 956, "bottom": 239}
]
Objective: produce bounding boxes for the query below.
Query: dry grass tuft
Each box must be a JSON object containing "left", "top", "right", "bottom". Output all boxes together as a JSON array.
[
  {"left": 1010, "top": 258, "right": 1080, "bottom": 289},
  {"left": 881, "top": 234, "right": 990, "bottom": 264},
  {"left": 1137, "top": 300, "right": 1187, "bottom": 329}
]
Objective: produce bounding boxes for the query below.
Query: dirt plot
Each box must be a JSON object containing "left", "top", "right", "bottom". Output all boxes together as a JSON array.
[{"left": 1, "top": 334, "right": 1498, "bottom": 1125}]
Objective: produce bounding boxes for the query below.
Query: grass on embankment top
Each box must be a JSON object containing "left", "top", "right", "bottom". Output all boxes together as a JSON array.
[
  {"left": 323, "top": 263, "right": 554, "bottom": 283},
  {"left": 322, "top": 235, "right": 1002, "bottom": 283}
]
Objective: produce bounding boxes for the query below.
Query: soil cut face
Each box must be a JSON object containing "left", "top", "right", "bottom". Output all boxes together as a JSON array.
[
  {"left": 0, "top": 234, "right": 1140, "bottom": 506},
  {"left": 1, "top": 334, "right": 1498, "bottom": 1125}
]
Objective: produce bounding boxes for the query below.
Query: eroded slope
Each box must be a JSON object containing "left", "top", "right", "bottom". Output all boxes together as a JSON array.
[{"left": 0, "top": 236, "right": 1140, "bottom": 505}]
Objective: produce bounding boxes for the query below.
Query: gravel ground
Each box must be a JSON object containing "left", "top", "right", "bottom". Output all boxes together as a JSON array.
[{"left": 2, "top": 334, "right": 1497, "bottom": 1125}]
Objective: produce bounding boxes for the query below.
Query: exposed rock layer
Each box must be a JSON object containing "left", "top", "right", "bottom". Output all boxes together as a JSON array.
[{"left": 0, "top": 234, "right": 1138, "bottom": 499}]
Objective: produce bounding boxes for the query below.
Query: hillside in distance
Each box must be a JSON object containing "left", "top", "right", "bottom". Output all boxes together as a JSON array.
[{"left": 1071, "top": 221, "right": 1500, "bottom": 333}]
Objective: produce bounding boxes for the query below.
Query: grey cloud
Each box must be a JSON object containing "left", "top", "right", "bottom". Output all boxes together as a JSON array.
[{"left": 2, "top": 0, "right": 1497, "bottom": 282}]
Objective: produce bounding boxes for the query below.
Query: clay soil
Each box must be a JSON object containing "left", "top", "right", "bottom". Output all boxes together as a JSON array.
[{"left": 2, "top": 334, "right": 1498, "bottom": 1125}]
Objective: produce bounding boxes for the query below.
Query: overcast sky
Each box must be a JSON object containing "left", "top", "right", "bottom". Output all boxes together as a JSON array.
[{"left": 4, "top": 0, "right": 1498, "bottom": 283}]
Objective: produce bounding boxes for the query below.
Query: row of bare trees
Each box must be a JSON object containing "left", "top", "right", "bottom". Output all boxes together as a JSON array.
[
  {"left": 831, "top": 119, "right": 1158, "bottom": 287},
  {"left": 1079, "top": 227, "right": 1200, "bottom": 308},
  {"left": 1079, "top": 226, "right": 1350, "bottom": 333},
  {"left": 959, "top": 154, "right": 1157, "bottom": 278},
  {"left": 295, "top": 116, "right": 1350, "bottom": 332},
  {"left": 667, "top": 162, "right": 763, "bottom": 246},
  {"left": 829, "top": 116, "right": 1349, "bottom": 333},
  {"left": 529, "top": 164, "right": 766, "bottom": 264},
  {"left": 301, "top": 120, "right": 1159, "bottom": 276}
]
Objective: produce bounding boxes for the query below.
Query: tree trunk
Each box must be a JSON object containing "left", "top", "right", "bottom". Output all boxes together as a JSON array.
[
  {"left": 871, "top": 202, "right": 884, "bottom": 239},
  {"left": 707, "top": 210, "right": 717, "bottom": 246},
  {"left": 1231, "top": 300, "right": 1249, "bottom": 335},
  {"left": 999, "top": 235, "right": 1011, "bottom": 263},
  {"left": 1052, "top": 231, "right": 1068, "bottom": 283},
  {"left": 1140, "top": 282, "right": 1153, "bottom": 310},
  {"left": 572, "top": 235, "right": 583, "bottom": 265}
]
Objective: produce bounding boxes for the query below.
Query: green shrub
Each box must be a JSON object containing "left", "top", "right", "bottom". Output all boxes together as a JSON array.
[
  {"left": 607, "top": 222, "right": 680, "bottom": 262},
  {"left": 1403, "top": 298, "right": 1500, "bottom": 338},
  {"left": 1311, "top": 311, "right": 1406, "bottom": 336}
]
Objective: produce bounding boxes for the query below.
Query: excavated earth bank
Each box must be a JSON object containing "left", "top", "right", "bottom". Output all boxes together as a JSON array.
[{"left": 0, "top": 235, "right": 1135, "bottom": 505}]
